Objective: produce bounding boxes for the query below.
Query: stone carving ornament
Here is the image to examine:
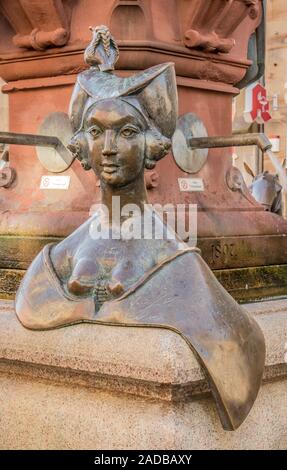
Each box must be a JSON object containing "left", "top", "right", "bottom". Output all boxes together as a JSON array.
[
  {"left": 15, "top": 26, "right": 265, "bottom": 432},
  {"left": 0, "top": 0, "right": 71, "bottom": 50},
  {"left": 184, "top": 0, "right": 260, "bottom": 53}
]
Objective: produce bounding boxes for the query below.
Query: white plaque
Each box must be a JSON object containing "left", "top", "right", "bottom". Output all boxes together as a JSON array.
[
  {"left": 40, "top": 175, "right": 70, "bottom": 190},
  {"left": 178, "top": 178, "right": 204, "bottom": 192}
]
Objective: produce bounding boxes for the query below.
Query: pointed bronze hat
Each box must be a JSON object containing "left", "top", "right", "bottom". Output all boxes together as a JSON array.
[{"left": 69, "top": 27, "right": 178, "bottom": 138}]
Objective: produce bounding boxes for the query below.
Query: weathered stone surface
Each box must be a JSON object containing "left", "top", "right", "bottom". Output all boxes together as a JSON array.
[
  {"left": 0, "top": 236, "right": 61, "bottom": 269},
  {"left": 0, "top": 373, "right": 286, "bottom": 450},
  {"left": 0, "top": 300, "right": 205, "bottom": 400},
  {"left": 0, "top": 269, "right": 24, "bottom": 299},
  {"left": 0, "top": 299, "right": 286, "bottom": 449}
]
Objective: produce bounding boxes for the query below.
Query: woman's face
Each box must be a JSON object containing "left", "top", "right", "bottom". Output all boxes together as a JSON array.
[{"left": 84, "top": 99, "right": 146, "bottom": 186}]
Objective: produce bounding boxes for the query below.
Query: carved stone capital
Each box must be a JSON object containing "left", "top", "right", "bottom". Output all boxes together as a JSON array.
[
  {"left": 0, "top": 0, "right": 263, "bottom": 88},
  {"left": 184, "top": 0, "right": 261, "bottom": 53},
  {"left": 0, "top": 0, "right": 71, "bottom": 50}
]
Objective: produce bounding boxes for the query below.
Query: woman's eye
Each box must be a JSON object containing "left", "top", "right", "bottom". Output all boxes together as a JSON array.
[
  {"left": 88, "top": 127, "right": 102, "bottom": 139},
  {"left": 120, "top": 127, "right": 138, "bottom": 138}
]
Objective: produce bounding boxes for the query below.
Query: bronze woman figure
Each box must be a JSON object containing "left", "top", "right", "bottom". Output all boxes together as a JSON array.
[{"left": 15, "top": 26, "right": 265, "bottom": 432}]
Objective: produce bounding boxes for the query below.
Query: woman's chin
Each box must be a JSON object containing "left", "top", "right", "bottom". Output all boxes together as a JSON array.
[{"left": 101, "top": 171, "right": 123, "bottom": 186}]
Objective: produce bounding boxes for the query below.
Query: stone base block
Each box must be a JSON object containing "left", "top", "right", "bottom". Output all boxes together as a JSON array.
[{"left": 0, "top": 299, "right": 286, "bottom": 450}]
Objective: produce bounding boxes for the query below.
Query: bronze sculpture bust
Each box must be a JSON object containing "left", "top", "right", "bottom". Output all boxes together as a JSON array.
[{"left": 15, "top": 26, "right": 265, "bottom": 432}]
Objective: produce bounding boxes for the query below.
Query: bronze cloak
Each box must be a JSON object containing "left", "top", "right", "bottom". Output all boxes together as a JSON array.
[{"left": 15, "top": 244, "right": 265, "bottom": 431}]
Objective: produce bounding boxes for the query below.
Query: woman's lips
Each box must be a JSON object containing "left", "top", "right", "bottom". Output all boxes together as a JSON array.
[{"left": 101, "top": 162, "right": 119, "bottom": 174}]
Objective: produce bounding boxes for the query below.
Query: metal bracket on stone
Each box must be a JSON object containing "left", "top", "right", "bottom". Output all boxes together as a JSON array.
[
  {"left": 0, "top": 112, "right": 74, "bottom": 174},
  {"left": 172, "top": 113, "right": 209, "bottom": 174},
  {"left": 188, "top": 133, "right": 272, "bottom": 153},
  {"left": 0, "top": 145, "right": 15, "bottom": 189}
]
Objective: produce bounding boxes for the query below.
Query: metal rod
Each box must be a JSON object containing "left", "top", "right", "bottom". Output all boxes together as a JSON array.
[
  {"left": 189, "top": 133, "right": 272, "bottom": 153},
  {"left": 0, "top": 131, "right": 74, "bottom": 168},
  {"left": 0, "top": 131, "right": 60, "bottom": 148}
]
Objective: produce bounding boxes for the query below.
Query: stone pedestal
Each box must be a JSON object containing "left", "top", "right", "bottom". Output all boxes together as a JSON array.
[{"left": 0, "top": 299, "right": 286, "bottom": 450}]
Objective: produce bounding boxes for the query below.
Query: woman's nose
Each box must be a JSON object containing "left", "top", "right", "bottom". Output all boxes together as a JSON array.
[{"left": 102, "top": 130, "right": 117, "bottom": 156}]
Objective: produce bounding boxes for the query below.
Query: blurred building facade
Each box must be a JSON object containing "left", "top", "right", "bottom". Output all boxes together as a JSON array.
[
  {"left": 234, "top": 0, "right": 287, "bottom": 189},
  {"left": 265, "top": 0, "right": 287, "bottom": 166}
]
